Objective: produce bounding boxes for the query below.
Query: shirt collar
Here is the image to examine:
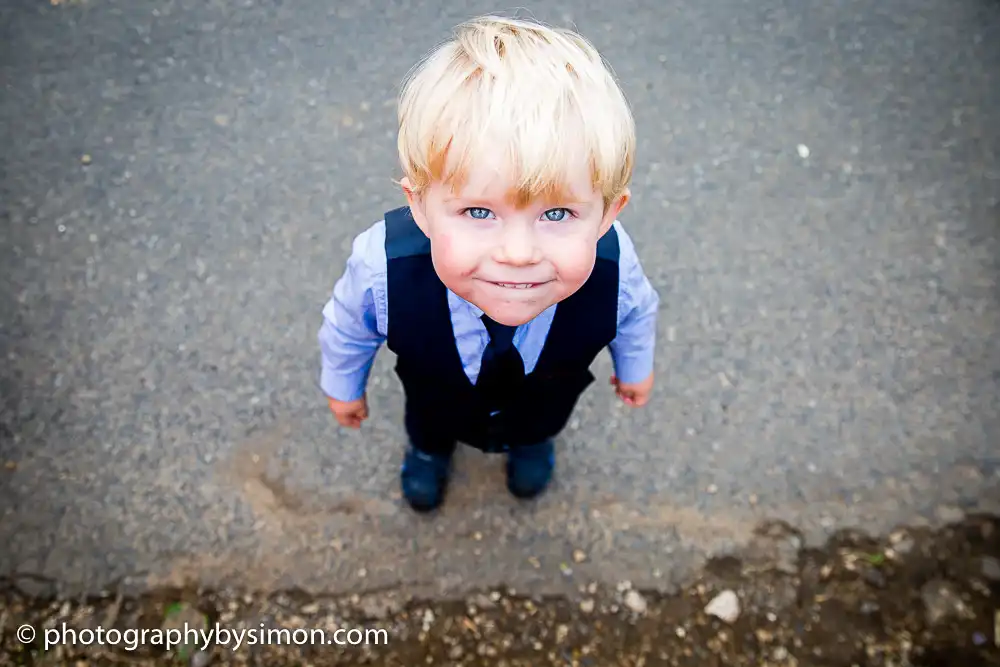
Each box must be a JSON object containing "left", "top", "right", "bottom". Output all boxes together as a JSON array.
[
  {"left": 446, "top": 288, "right": 559, "bottom": 323},
  {"left": 447, "top": 288, "right": 485, "bottom": 318}
]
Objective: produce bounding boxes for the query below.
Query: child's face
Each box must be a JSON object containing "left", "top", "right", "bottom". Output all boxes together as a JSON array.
[{"left": 402, "top": 157, "right": 629, "bottom": 326}]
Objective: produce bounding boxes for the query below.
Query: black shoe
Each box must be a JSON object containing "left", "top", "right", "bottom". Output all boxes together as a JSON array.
[
  {"left": 400, "top": 446, "right": 451, "bottom": 512},
  {"left": 506, "top": 439, "right": 555, "bottom": 499}
]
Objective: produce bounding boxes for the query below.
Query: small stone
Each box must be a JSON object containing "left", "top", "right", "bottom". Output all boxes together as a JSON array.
[
  {"left": 471, "top": 593, "right": 495, "bottom": 610},
  {"left": 675, "top": 627, "right": 686, "bottom": 638},
  {"left": 580, "top": 599, "right": 595, "bottom": 614},
  {"left": 773, "top": 646, "right": 789, "bottom": 661},
  {"left": 301, "top": 602, "right": 319, "bottom": 615},
  {"left": 449, "top": 645, "right": 464, "bottom": 659},
  {"left": 796, "top": 144, "right": 810, "bottom": 159},
  {"left": 862, "top": 568, "right": 886, "bottom": 589},
  {"left": 706, "top": 484, "right": 718, "bottom": 494},
  {"left": 921, "top": 580, "right": 967, "bottom": 626},
  {"left": 892, "top": 536, "right": 915, "bottom": 555},
  {"left": 213, "top": 114, "right": 230, "bottom": 127},
  {"left": 623, "top": 590, "right": 647, "bottom": 614},
  {"left": 936, "top": 506, "right": 964, "bottom": 523},
  {"left": 573, "top": 549, "right": 587, "bottom": 563},
  {"left": 860, "top": 600, "right": 880, "bottom": 615},
  {"left": 555, "top": 624, "right": 569, "bottom": 643},
  {"left": 4, "top": 461, "right": 15, "bottom": 470},
  {"left": 980, "top": 556, "right": 1000, "bottom": 582},
  {"left": 190, "top": 650, "right": 213, "bottom": 667},
  {"left": 81, "top": 154, "right": 92, "bottom": 165},
  {"left": 704, "top": 590, "right": 740, "bottom": 623}
]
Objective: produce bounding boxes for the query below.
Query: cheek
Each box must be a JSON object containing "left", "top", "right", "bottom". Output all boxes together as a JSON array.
[
  {"left": 546, "top": 237, "right": 597, "bottom": 285},
  {"left": 431, "top": 230, "right": 479, "bottom": 278}
]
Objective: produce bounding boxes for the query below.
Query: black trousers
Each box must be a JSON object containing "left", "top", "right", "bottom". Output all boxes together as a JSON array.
[
  {"left": 404, "top": 396, "right": 458, "bottom": 456},
  {"left": 403, "top": 396, "right": 555, "bottom": 456}
]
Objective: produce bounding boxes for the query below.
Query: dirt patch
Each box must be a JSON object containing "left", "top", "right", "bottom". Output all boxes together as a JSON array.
[{"left": 2, "top": 514, "right": 998, "bottom": 666}]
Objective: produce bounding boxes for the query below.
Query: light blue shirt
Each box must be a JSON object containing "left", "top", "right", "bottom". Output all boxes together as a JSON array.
[{"left": 318, "top": 218, "right": 660, "bottom": 402}]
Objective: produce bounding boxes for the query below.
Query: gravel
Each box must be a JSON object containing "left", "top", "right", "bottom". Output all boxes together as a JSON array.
[{"left": 2, "top": 513, "right": 998, "bottom": 666}]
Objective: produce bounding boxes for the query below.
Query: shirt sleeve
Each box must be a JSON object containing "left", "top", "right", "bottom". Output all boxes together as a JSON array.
[
  {"left": 609, "top": 221, "right": 660, "bottom": 384},
  {"left": 317, "top": 221, "right": 388, "bottom": 402}
]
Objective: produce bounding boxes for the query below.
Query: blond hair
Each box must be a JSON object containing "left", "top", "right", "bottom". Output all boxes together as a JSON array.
[{"left": 396, "top": 15, "right": 635, "bottom": 209}]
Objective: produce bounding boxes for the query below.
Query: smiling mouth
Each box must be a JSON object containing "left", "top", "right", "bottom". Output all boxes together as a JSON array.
[{"left": 489, "top": 281, "right": 548, "bottom": 290}]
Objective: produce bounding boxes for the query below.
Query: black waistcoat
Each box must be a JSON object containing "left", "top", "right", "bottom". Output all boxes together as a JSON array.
[{"left": 384, "top": 206, "right": 619, "bottom": 451}]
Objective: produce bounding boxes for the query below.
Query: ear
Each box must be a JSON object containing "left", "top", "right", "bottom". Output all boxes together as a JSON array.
[
  {"left": 598, "top": 188, "right": 630, "bottom": 236},
  {"left": 400, "top": 177, "right": 431, "bottom": 235}
]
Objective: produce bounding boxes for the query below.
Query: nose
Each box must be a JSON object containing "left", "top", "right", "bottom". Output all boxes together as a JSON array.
[{"left": 495, "top": 222, "right": 539, "bottom": 266}]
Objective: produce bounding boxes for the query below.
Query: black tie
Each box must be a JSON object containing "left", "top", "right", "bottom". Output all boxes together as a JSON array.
[{"left": 476, "top": 315, "right": 525, "bottom": 407}]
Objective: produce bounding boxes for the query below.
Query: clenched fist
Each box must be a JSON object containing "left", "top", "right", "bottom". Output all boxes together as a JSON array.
[
  {"left": 327, "top": 395, "right": 369, "bottom": 428},
  {"left": 610, "top": 371, "right": 654, "bottom": 407}
]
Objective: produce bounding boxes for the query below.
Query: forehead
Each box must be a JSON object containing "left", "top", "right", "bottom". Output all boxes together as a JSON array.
[{"left": 441, "top": 151, "right": 599, "bottom": 208}]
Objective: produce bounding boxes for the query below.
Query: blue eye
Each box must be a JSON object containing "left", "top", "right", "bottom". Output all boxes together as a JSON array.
[
  {"left": 465, "top": 207, "right": 493, "bottom": 219},
  {"left": 543, "top": 208, "right": 570, "bottom": 222}
]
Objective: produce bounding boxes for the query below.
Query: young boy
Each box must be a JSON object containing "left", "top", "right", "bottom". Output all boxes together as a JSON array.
[{"left": 318, "top": 15, "right": 659, "bottom": 512}]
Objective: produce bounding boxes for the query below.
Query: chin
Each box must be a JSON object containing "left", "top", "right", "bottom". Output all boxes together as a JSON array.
[{"left": 480, "top": 300, "right": 549, "bottom": 326}]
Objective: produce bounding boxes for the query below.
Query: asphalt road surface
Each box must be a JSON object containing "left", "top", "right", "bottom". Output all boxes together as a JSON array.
[{"left": 1, "top": 0, "right": 998, "bottom": 602}]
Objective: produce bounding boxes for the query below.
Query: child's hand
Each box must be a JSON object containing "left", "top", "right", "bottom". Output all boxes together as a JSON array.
[
  {"left": 328, "top": 395, "right": 369, "bottom": 428},
  {"left": 610, "top": 372, "right": 653, "bottom": 407}
]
